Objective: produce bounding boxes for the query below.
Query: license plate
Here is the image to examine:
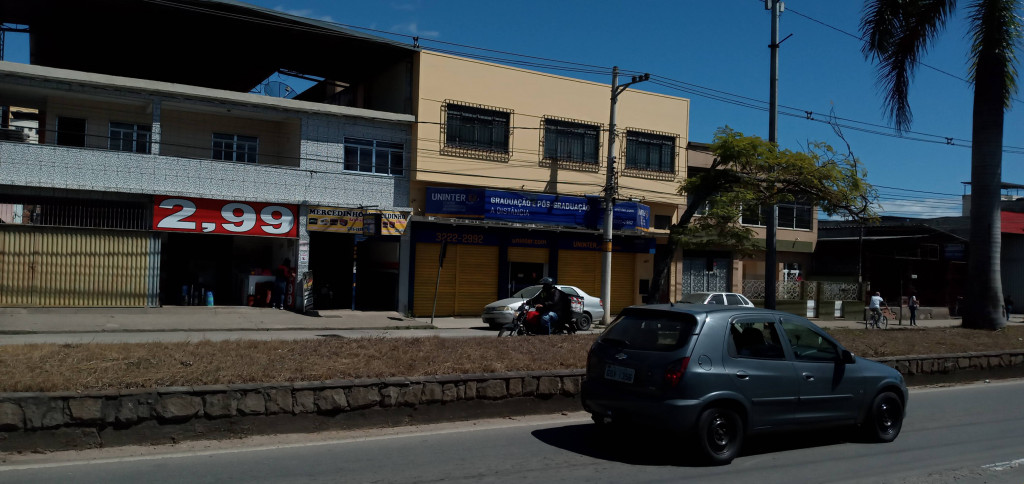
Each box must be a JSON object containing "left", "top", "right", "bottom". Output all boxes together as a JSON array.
[{"left": 604, "top": 364, "right": 635, "bottom": 383}]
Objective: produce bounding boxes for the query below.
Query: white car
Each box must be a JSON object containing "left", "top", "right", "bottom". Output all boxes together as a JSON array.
[
  {"left": 679, "top": 291, "right": 755, "bottom": 307},
  {"left": 482, "top": 284, "right": 604, "bottom": 330}
]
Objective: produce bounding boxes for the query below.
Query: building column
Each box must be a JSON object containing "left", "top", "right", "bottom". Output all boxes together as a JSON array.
[{"left": 150, "top": 99, "right": 162, "bottom": 155}]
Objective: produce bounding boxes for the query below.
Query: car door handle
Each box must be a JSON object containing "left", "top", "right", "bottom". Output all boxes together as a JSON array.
[
  {"left": 802, "top": 372, "right": 815, "bottom": 381},
  {"left": 735, "top": 371, "right": 749, "bottom": 380}
]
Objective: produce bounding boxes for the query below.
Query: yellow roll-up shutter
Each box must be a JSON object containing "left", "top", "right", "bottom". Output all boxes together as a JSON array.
[
  {"left": 557, "top": 250, "right": 600, "bottom": 297},
  {"left": 0, "top": 227, "right": 150, "bottom": 307},
  {"left": 611, "top": 252, "right": 637, "bottom": 314},
  {"left": 413, "top": 243, "right": 456, "bottom": 317},
  {"left": 454, "top": 245, "right": 498, "bottom": 316},
  {"left": 508, "top": 247, "right": 548, "bottom": 264}
]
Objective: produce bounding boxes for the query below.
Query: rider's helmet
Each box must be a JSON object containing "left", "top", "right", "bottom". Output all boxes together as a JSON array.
[{"left": 538, "top": 277, "right": 554, "bottom": 287}]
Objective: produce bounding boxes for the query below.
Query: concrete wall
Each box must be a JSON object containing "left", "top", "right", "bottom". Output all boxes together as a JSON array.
[{"left": 2, "top": 351, "right": 1022, "bottom": 452}]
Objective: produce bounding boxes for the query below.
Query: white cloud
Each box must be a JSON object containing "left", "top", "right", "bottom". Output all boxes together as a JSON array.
[
  {"left": 874, "top": 198, "right": 962, "bottom": 218},
  {"left": 390, "top": 21, "right": 440, "bottom": 38}
]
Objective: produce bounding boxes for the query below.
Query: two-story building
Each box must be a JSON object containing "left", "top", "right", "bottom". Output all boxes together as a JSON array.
[
  {"left": 1, "top": 0, "right": 416, "bottom": 310},
  {"left": 685, "top": 141, "right": 818, "bottom": 302},
  {"left": 404, "top": 51, "right": 690, "bottom": 317}
]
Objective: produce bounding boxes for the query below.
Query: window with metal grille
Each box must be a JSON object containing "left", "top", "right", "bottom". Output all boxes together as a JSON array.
[
  {"left": 542, "top": 118, "right": 599, "bottom": 164},
  {"left": 212, "top": 133, "right": 258, "bottom": 163},
  {"left": 625, "top": 130, "right": 675, "bottom": 173},
  {"left": 344, "top": 138, "right": 405, "bottom": 176},
  {"left": 109, "top": 122, "right": 151, "bottom": 154},
  {"left": 444, "top": 103, "right": 510, "bottom": 153}
]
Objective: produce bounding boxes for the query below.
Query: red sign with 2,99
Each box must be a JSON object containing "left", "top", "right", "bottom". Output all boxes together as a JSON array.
[{"left": 153, "top": 196, "right": 297, "bottom": 238}]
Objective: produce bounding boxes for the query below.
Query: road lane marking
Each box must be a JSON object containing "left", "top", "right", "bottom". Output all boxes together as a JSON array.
[{"left": 982, "top": 458, "right": 1024, "bottom": 471}]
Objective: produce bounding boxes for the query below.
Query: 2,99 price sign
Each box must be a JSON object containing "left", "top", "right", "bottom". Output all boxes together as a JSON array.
[{"left": 153, "top": 196, "right": 297, "bottom": 238}]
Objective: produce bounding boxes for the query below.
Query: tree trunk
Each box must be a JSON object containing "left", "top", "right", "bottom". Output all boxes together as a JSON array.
[{"left": 963, "top": 40, "right": 1007, "bottom": 330}]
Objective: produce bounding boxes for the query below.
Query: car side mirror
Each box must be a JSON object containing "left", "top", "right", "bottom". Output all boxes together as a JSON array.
[{"left": 841, "top": 350, "right": 856, "bottom": 364}]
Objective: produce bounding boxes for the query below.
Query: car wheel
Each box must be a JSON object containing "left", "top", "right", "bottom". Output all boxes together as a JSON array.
[
  {"left": 694, "top": 407, "right": 744, "bottom": 465},
  {"left": 863, "top": 391, "right": 903, "bottom": 442},
  {"left": 578, "top": 313, "right": 592, "bottom": 331}
]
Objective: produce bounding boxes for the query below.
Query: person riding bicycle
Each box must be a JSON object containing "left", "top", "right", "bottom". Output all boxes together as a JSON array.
[
  {"left": 868, "top": 291, "right": 888, "bottom": 328},
  {"left": 526, "top": 277, "right": 568, "bottom": 335}
]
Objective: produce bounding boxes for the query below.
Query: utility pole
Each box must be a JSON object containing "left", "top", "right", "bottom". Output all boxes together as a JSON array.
[
  {"left": 602, "top": 66, "right": 649, "bottom": 325},
  {"left": 764, "top": 0, "right": 785, "bottom": 310}
]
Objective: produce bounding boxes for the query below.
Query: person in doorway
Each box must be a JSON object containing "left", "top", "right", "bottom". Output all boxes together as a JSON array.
[
  {"left": 1004, "top": 296, "right": 1014, "bottom": 320},
  {"left": 908, "top": 293, "right": 919, "bottom": 326},
  {"left": 272, "top": 258, "right": 292, "bottom": 310},
  {"left": 868, "top": 291, "right": 888, "bottom": 328},
  {"left": 526, "top": 277, "right": 567, "bottom": 335}
]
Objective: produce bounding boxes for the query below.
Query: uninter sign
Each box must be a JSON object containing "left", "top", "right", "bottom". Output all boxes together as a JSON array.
[{"left": 425, "top": 187, "right": 649, "bottom": 231}]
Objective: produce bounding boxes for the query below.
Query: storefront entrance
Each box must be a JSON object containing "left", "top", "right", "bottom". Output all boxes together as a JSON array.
[{"left": 160, "top": 232, "right": 293, "bottom": 306}]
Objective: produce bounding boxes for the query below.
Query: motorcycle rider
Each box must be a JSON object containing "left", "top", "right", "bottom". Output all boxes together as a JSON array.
[{"left": 526, "top": 277, "right": 568, "bottom": 335}]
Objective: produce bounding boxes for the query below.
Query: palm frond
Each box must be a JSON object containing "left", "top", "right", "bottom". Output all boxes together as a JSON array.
[
  {"left": 860, "top": 0, "right": 958, "bottom": 132},
  {"left": 966, "top": 0, "right": 1022, "bottom": 108}
]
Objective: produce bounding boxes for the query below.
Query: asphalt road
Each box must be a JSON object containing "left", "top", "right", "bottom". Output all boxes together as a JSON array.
[{"left": 2, "top": 380, "right": 1023, "bottom": 484}]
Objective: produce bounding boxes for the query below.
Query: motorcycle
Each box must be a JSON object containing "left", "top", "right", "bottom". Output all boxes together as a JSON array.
[{"left": 498, "top": 294, "right": 585, "bottom": 337}]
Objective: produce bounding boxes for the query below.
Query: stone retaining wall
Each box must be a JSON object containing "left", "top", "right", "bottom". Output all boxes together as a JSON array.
[
  {"left": 2, "top": 351, "right": 1023, "bottom": 453},
  {"left": 0, "top": 370, "right": 584, "bottom": 453}
]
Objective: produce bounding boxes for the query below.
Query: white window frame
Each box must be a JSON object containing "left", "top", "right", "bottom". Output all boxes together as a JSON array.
[
  {"left": 212, "top": 133, "right": 258, "bottom": 163},
  {"left": 109, "top": 122, "right": 152, "bottom": 154},
  {"left": 343, "top": 138, "right": 405, "bottom": 176}
]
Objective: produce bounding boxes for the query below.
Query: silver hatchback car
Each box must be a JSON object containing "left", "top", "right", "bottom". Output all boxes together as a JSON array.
[{"left": 581, "top": 304, "right": 907, "bottom": 465}]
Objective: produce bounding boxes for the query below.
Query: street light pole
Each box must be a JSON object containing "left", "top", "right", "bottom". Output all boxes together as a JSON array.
[{"left": 602, "top": 66, "right": 649, "bottom": 325}]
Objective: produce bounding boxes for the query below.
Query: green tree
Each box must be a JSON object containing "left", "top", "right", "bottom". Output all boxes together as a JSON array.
[
  {"left": 648, "top": 127, "right": 877, "bottom": 303},
  {"left": 861, "top": 0, "right": 1019, "bottom": 330}
]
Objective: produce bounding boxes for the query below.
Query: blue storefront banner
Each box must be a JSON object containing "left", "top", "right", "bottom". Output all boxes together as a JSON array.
[{"left": 425, "top": 187, "right": 650, "bottom": 231}]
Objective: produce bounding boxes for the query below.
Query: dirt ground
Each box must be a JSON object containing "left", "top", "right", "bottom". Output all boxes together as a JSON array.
[{"left": 0, "top": 326, "right": 1021, "bottom": 393}]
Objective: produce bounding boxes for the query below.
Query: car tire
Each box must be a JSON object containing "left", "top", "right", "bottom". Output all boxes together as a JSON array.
[
  {"left": 694, "top": 407, "right": 744, "bottom": 465},
  {"left": 577, "top": 313, "right": 592, "bottom": 331},
  {"left": 862, "top": 391, "right": 903, "bottom": 442}
]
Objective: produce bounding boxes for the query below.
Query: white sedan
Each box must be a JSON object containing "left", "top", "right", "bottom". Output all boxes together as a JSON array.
[
  {"left": 679, "top": 291, "right": 755, "bottom": 307},
  {"left": 482, "top": 285, "right": 604, "bottom": 330}
]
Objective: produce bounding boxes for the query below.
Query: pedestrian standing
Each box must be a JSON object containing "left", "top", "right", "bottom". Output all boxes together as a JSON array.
[
  {"left": 272, "top": 258, "right": 292, "bottom": 310},
  {"left": 908, "top": 294, "right": 919, "bottom": 326}
]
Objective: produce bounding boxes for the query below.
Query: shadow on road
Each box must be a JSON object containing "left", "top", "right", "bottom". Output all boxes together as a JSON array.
[{"left": 532, "top": 422, "right": 853, "bottom": 466}]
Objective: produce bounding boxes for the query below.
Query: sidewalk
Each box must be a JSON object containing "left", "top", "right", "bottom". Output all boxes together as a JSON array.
[
  {"left": 0, "top": 306, "right": 458, "bottom": 334},
  {"left": 0, "top": 305, "right": 1016, "bottom": 335}
]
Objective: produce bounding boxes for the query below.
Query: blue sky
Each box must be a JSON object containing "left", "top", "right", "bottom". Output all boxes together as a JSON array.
[{"left": 7, "top": 0, "right": 1022, "bottom": 218}]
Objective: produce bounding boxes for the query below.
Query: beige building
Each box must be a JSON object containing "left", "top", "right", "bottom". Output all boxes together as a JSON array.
[
  {"left": 685, "top": 141, "right": 818, "bottom": 299},
  {"left": 402, "top": 51, "right": 690, "bottom": 319}
]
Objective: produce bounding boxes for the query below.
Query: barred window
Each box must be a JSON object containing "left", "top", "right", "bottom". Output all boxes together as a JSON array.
[
  {"left": 625, "top": 130, "right": 675, "bottom": 173},
  {"left": 543, "top": 118, "right": 599, "bottom": 164},
  {"left": 344, "top": 138, "right": 405, "bottom": 176},
  {"left": 212, "top": 133, "right": 258, "bottom": 163},
  {"left": 445, "top": 103, "right": 510, "bottom": 153},
  {"left": 109, "top": 122, "right": 151, "bottom": 154}
]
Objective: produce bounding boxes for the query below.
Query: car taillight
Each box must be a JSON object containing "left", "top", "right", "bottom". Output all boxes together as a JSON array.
[
  {"left": 586, "top": 350, "right": 601, "bottom": 376},
  {"left": 664, "top": 357, "right": 690, "bottom": 387}
]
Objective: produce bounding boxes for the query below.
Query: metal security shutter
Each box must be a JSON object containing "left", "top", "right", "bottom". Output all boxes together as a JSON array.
[
  {"left": 413, "top": 243, "right": 456, "bottom": 317},
  {"left": 508, "top": 247, "right": 548, "bottom": 264},
  {"left": 454, "top": 245, "right": 498, "bottom": 315},
  {"left": 0, "top": 227, "right": 150, "bottom": 307},
  {"left": 611, "top": 253, "right": 637, "bottom": 314},
  {"left": 557, "top": 250, "right": 600, "bottom": 297}
]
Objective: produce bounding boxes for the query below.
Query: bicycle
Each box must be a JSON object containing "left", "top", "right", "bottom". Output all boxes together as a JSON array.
[{"left": 867, "top": 307, "right": 890, "bottom": 329}]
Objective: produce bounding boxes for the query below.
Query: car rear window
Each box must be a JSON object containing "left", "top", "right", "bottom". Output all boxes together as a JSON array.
[
  {"left": 600, "top": 310, "right": 698, "bottom": 351},
  {"left": 679, "top": 293, "right": 708, "bottom": 304},
  {"left": 725, "top": 294, "right": 744, "bottom": 305}
]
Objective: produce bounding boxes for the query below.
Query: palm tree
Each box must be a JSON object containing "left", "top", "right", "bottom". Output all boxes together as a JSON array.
[{"left": 861, "top": 0, "right": 1020, "bottom": 330}]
